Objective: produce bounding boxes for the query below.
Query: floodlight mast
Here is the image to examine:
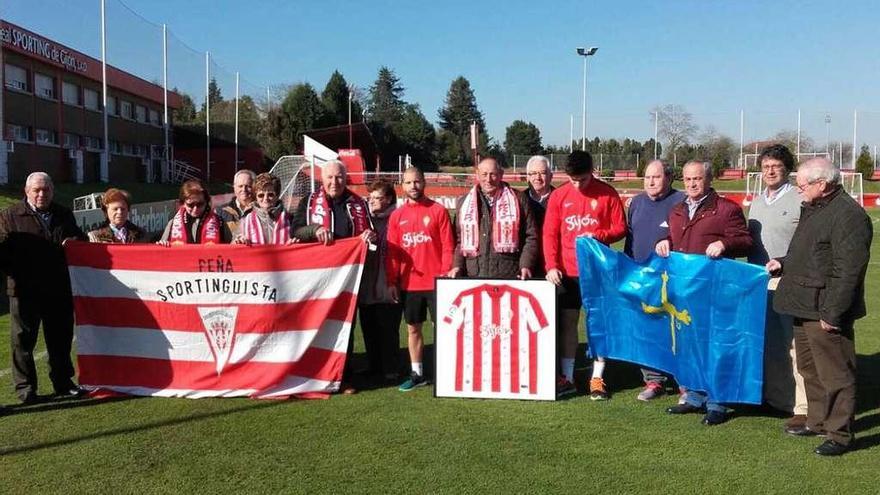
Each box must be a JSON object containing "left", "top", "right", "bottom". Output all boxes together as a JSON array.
[{"left": 576, "top": 46, "right": 598, "bottom": 151}]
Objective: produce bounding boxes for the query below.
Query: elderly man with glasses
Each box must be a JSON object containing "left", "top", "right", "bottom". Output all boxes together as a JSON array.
[{"left": 767, "top": 157, "right": 872, "bottom": 456}]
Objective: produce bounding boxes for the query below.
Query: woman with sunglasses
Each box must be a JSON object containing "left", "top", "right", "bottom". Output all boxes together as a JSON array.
[
  {"left": 158, "top": 179, "right": 230, "bottom": 245},
  {"left": 235, "top": 173, "right": 299, "bottom": 245},
  {"left": 87, "top": 188, "right": 146, "bottom": 243}
]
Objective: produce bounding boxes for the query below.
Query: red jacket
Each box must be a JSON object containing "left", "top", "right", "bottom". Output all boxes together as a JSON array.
[
  {"left": 386, "top": 197, "right": 455, "bottom": 291},
  {"left": 666, "top": 189, "right": 752, "bottom": 257},
  {"left": 542, "top": 180, "right": 627, "bottom": 276}
]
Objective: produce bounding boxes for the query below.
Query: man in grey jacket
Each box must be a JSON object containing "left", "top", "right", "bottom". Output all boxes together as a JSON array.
[
  {"left": 747, "top": 144, "right": 808, "bottom": 432},
  {"left": 767, "top": 157, "right": 872, "bottom": 456}
]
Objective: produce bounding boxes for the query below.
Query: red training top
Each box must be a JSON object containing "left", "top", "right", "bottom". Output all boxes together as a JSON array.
[
  {"left": 542, "top": 179, "right": 627, "bottom": 276},
  {"left": 386, "top": 197, "right": 455, "bottom": 291}
]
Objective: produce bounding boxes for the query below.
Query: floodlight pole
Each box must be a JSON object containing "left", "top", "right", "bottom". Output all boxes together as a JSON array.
[
  {"left": 796, "top": 109, "right": 801, "bottom": 157},
  {"left": 569, "top": 114, "right": 573, "bottom": 151},
  {"left": 852, "top": 109, "right": 858, "bottom": 169},
  {"left": 234, "top": 71, "right": 239, "bottom": 173},
  {"left": 653, "top": 111, "right": 659, "bottom": 159},
  {"left": 100, "top": 0, "right": 109, "bottom": 182},
  {"left": 576, "top": 47, "right": 598, "bottom": 151},
  {"left": 162, "top": 24, "right": 169, "bottom": 183},
  {"left": 205, "top": 51, "right": 210, "bottom": 182},
  {"left": 739, "top": 110, "right": 744, "bottom": 169}
]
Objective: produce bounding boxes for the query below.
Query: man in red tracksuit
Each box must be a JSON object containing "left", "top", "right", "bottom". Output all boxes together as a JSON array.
[
  {"left": 386, "top": 167, "right": 455, "bottom": 391},
  {"left": 543, "top": 150, "right": 627, "bottom": 399}
]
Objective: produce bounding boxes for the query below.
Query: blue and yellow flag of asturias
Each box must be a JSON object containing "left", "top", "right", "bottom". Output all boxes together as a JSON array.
[{"left": 576, "top": 237, "right": 768, "bottom": 404}]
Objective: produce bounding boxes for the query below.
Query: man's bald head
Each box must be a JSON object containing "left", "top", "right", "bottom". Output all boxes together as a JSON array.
[{"left": 322, "top": 160, "right": 347, "bottom": 198}]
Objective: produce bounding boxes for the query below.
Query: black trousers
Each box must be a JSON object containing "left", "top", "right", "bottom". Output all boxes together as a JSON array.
[
  {"left": 794, "top": 318, "right": 857, "bottom": 445},
  {"left": 358, "top": 303, "right": 403, "bottom": 376},
  {"left": 10, "top": 293, "right": 76, "bottom": 399}
]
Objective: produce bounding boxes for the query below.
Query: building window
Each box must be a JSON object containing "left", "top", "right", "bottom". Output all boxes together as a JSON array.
[
  {"left": 35, "top": 73, "right": 56, "bottom": 99},
  {"left": 108, "top": 140, "right": 120, "bottom": 154},
  {"left": 149, "top": 109, "right": 161, "bottom": 126},
  {"left": 63, "top": 133, "right": 80, "bottom": 149},
  {"left": 6, "top": 124, "right": 32, "bottom": 142},
  {"left": 107, "top": 96, "right": 117, "bottom": 115},
  {"left": 85, "top": 136, "right": 103, "bottom": 151},
  {"left": 4, "top": 64, "right": 28, "bottom": 92},
  {"left": 122, "top": 143, "right": 135, "bottom": 156},
  {"left": 62, "top": 81, "right": 80, "bottom": 105},
  {"left": 135, "top": 105, "right": 147, "bottom": 123},
  {"left": 120, "top": 100, "right": 133, "bottom": 119},
  {"left": 35, "top": 129, "right": 59, "bottom": 146},
  {"left": 84, "top": 88, "right": 100, "bottom": 110}
]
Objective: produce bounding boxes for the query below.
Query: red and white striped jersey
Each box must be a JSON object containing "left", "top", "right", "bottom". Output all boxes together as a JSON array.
[{"left": 442, "top": 283, "right": 550, "bottom": 395}]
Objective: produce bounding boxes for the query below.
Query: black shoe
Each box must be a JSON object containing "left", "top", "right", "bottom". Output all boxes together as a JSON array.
[
  {"left": 0, "top": 405, "right": 9, "bottom": 416},
  {"left": 666, "top": 403, "right": 702, "bottom": 415},
  {"left": 785, "top": 425, "right": 825, "bottom": 437},
  {"left": 54, "top": 386, "right": 87, "bottom": 400},
  {"left": 702, "top": 410, "right": 729, "bottom": 426},
  {"left": 814, "top": 439, "right": 849, "bottom": 456},
  {"left": 19, "top": 392, "right": 41, "bottom": 405}
]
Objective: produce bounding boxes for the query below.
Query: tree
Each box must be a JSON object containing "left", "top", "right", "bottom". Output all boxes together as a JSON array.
[
  {"left": 438, "top": 76, "right": 486, "bottom": 165},
  {"left": 698, "top": 126, "right": 737, "bottom": 177},
  {"left": 856, "top": 144, "right": 874, "bottom": 180},
  {"left": 198, "top": 77, "right": 224, "bottom": 118},
  {"left": 264, "top": 83, "right": 326, "bottom": 154},
  {"left": 393, "top": 103, "right": 436, "bottom": 169},
  {"left": 503, "top": 120, "right": 542, "bottom": 160},
  {"left": 173, "top": 90, "right": 197, "bottom": 124},
  {"left": 770, "top": 130, "right": 815, "bottom": 158},
  {"left": 367, "top": 66, "right": 405, "bottom": 125},
  {"left": 321, "top": 70, "right": 362, "bottom": 127},
  {"left": 652, "top": 104, "right": 698, "bottom": 162}
]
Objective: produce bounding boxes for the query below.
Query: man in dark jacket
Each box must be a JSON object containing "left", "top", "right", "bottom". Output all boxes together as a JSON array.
[
  {"left": 523, "top": 155, "right": 555, "bottom": 278},
  {"left": 767, "top": 157, "right": 872, "bottom": 456},
  {"left": 0, "top": 172, "right": 86, "bottom": 404},
  {"left": 656, "top": 160, "right": 752, "bottom": 426},
  {"left": 449, "top": 157, "right": 538, "bottom": 280}
]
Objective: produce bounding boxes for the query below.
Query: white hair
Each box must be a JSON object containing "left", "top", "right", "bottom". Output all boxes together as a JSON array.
[
  {"left": 233, "top": 169, "right": 256, "bottom": 182},
  {"left": 526, "top": 155, "right": 550, "bottom": 171},
  {"left": 25, "top": 171, "right": 53, "bottom": 190},
  {"left": 683, "top": 160, "right": 712, "bottom": 180},
  {"left": 799, "top": 157, "right": 840, "bottom": 186},
  {"left": 322, "top": 159, "right": 347, "bottom": 176}
]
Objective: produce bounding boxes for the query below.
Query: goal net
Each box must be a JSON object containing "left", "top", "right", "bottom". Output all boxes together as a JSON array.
[{"left": 744, "top": 171, "right": 863, "bottom": 206}]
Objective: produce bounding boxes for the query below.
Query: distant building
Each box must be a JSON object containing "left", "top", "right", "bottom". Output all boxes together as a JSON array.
[{"left": 1, "top": 20, "right": 180, "bottom": 184}]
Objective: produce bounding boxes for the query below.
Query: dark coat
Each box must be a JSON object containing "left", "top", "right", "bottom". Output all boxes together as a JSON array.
[
  {"left": 87, "top": 221, "right": 147, "bottom": 243},
  {"left": 773, "top": 186, "right": 872, "bottom": 326},
  {"left": 666, "top": 189, "right": 752, "bottom": 257},
  {"left": 215, "top": 198, "right": 251, "bottom": 238},
  {"left": 453, "top": 186, "right": 538, "bottom": 279},
  {"left": 0, "top": 200, "right": 86, "bottom": 297}
]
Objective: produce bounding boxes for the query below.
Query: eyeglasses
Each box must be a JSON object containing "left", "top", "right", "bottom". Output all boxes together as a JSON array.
[
  {"left": 796, "top": 180, "right": 823, "bottom": 192},
  {"left": 184, "top": 200, "right": 205, "bottom": 208},
  {"left": 256, "top": 192, "right": 277, "bottom": 199},
  {"left": 761, "top": 164, "right": 786, "bottom": 172},
  {"left": 527, "top": 171, "right": 549, "bottom": 177}
]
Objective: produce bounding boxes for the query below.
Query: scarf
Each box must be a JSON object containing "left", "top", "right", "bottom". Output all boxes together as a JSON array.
[
  {"left": 168, "top": 206, "right": 222, "bottom": 244},
  {"left": 459, "top": 184, "right": 520, "bottom": 257},
  {"left": 240, "top": 206, "right": 290, "bottom": 245},
  {"left": 306, "top": 188, "right": 371, "bottom": 236}
]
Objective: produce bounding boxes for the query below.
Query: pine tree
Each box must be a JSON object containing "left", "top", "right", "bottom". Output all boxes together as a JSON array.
[
  {"left": 322, "top": 70, "right": 362, "bottom": 126},
  {"left": 437, "top": 76, "right": 486, "bottom": 165},
  {"left": 367, "top": 66, "right": 404, "bottom": 125},
  {"left": 855, "top": 144, "right": 875, "bottom": 180}
]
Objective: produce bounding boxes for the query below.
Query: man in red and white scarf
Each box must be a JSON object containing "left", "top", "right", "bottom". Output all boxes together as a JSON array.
[
  {"left": 292, "top": 159, "right": 376, "bottom": 394},
  {"left": 449, "top": 157, "right": 537, "bottom": 280},
  {"left": 293, "top": 160, "right": 375, "bottom": 246}
]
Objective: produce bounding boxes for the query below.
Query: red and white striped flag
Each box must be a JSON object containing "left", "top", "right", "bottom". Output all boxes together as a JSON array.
[{"left": 65, "top": 238, "right": 367, "bottom": 399}]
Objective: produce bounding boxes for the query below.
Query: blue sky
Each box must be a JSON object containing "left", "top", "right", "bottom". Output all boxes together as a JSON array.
[{"left": 6, "top": 0, "right": 879, "bottom": 150}]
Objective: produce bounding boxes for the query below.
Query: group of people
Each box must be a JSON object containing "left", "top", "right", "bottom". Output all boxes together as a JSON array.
[{"left": 0, "top": 146, "right": 871, "bottom": 457}]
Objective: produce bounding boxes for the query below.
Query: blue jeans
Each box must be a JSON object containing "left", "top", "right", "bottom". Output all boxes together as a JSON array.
[{"left": 684, "top": 390, "right": 730, "bottom": 413}]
